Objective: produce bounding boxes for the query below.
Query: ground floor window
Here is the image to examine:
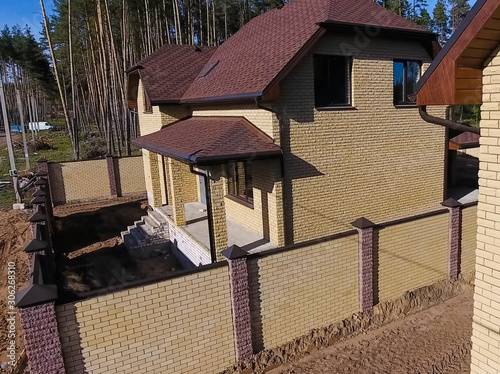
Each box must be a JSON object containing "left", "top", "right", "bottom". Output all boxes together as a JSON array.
[{"left": 227, "top": 161, "right": 253, "bottom": 206}]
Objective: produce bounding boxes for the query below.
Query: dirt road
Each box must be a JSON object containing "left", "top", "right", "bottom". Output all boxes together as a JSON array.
[{"left": 271, "top": 291, "right": 473, "bottom": 374}]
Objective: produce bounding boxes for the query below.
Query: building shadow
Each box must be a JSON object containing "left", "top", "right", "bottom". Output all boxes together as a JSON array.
[
  {"left": 52, "top": 201, "right": 146, "bottom": 253},
  {"left": 372, "top": 228, "right": 380, "bottom": 305},
  {"left": 57, "top": 304, "right": 88, "bottom": 374},
  {"left": 49, "top": 163, "right": 67, "bottom": 205}
]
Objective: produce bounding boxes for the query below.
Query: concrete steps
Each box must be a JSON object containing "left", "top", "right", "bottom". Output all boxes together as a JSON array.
[{"left": 121, "top": 209, "right": 170, "bottom": 256}]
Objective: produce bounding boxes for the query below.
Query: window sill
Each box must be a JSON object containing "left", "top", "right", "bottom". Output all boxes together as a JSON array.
[
  {"left": 394, "top": 104, "right": 417, "bottom": 109},
  {"left": 225, "top": 194, "right": 254, "bottom": 209},
  {"left": 316, "top": 106, "right": 357, "bottom": 111}
]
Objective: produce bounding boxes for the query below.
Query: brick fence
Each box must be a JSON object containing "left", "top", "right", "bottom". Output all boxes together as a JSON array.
[
  {"left": 43, "top": 155, "right": 146, "bottom": 205},
  {"left": 17, "top": 197, "right": 478, "bottom": 373}
]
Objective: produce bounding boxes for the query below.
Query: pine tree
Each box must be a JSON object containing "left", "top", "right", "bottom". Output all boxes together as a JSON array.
[
  {"left": 449, "top": 0, "right": 470, "bottom": 32},
  {"left": 433, "top": 0, "right": 450, "bottom": 45}
]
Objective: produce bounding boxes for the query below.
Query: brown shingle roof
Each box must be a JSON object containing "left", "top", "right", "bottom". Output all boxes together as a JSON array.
[
  {"left": 131, "top": 117, "right": 282, "bottom": 164},
  {"left": 450, "top": 132, "right": 480, "bottom": 149},
  {"left": 180, "top": 0, "right": 430, "bottom": 102},
  {"left": 130, "top": 44, "right": 216, "bottom": 104}
]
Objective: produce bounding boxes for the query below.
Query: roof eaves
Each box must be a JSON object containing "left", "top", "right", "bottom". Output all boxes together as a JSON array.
[
  {"left": 319, "top": 20, "right": 434, "bottom": 36},
  {"left": 131, "top": 137, "right": 196, "bottom": 164},
  {"left": 416, "top": 0, "right": 488, "bottom": 93},
  {"left": 195, "top": 150, "right": 283, "bottom": 165},
  {"left": 263, "top": 27, "right": 325, "bottom": 98},
  {"left": 150, "top": 99, "right": 182, "bottom": 105},
  {"left": 180, "top": 91, "right": 263, "bottom": 104},
  {"left": 126, "top": 65, "right": 143, "bottom": 74}
]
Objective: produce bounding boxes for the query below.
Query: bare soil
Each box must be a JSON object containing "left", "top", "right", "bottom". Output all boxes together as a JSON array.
[
  {"left": 52, "top": 195, "right": 148, "bottom": 257},
  {"left": 269, "top": 291, "right": 473, "bottom": 374},
  {"left": 0, "top": 210, "right": 31, "bottom": 366},
  {"left": 52, "top": 196, "right": 183, "bottom": 299},
  {"left": 0, "top": 133, "right": 21, "bottom": 150}
]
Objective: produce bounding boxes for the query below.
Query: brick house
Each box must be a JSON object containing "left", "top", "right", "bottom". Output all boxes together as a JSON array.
[
  {"left": 416, "top": 0, "right": 500, "bottom": 372},
  {"left": 127, "top": 0, "right": 449, "bottom": 265}
]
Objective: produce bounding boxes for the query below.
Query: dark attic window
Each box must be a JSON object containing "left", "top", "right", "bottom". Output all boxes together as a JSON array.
[{"left": 313, "top": 54, "right": 352, "bottom": 108}]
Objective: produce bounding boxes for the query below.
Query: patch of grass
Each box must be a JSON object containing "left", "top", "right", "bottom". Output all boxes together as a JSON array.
[
  {"left": 0, "top": 119, "right": 75, "bottom": 209},
  {"left": 0, "top": 184, "right": 16, "bottom": 211},
  {"left": 0, "top": 127, "right": 74, "bottom": 177}
]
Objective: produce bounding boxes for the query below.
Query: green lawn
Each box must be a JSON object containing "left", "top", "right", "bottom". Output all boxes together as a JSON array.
[{"left": 0, "top": 119, "right": 74, "bottom": 210}]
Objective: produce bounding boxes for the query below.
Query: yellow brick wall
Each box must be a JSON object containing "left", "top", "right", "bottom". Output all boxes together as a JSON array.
[
  {"left": 137, "top": 80, "right": 163, "bottom": 136},
  {"left": 56, "top": 266, "right": 234, "bottom": 374},
  {"left": 178, "top": 160, "right": 198, "bottom": 203},
  {"left": 117, "top": 156, "right": 146, "bottom": 195},
  {"left": 224, "top": 159, "right": 284, "bottom": 245},
  {"left": 376, "top": 212, "right": 449, "bottom": 303},
  {"left": 471, "top": 47, "right": 500, "bottom": 374},
  {"left": 136, "top": 81, "right": 191, "bottom": 136},
  {"left": 248, "top": 233, "right": 359, "bottom": 349},
  {"left": 158, "top": 154, "right": 168, "bottom": 205},
  {"left": 141, "top": 149, "right": 155, "bottom": 206},
  {"left": 461, "top": 204, "right": 478, "bottom": 273},
  {"left": 193, "top": 104, "right": 274, "bottom": 138},
  {"left": 48, "top": 160, "right": 110, "bottom": 204},
  {"left": 275, "top": 34, "right": 446, "bottom": 244},
  {"left": 137, "top": 80, "right": 191, "bottom": 205}
]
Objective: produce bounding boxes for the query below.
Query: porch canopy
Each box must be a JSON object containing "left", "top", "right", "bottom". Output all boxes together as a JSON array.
[
  {"left": 417, "top": 0, "right": 500, "bottom": 106},
  {"left": 131, "top": 116, "right": 282, "bottom": 164}
]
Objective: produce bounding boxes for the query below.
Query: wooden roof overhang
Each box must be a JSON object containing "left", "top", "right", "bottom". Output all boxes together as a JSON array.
[{"left": 417, "top": 0, "right": 500, "bottom": 106}]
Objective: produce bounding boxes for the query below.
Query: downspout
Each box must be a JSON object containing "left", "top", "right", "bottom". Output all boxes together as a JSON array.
[
  {"left": 419, "top": 105, "right": 480, "bottom": 135},
  {"left": 189, "top": 164, "right": 217, "bottom": 263}
]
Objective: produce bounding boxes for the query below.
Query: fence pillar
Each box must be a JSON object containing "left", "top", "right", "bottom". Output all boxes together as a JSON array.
[
  {"left": 442, "top": 198, "right": 462, "bottom": 280},
  {"left": 106, "top": 154, "right": 120, "bottom": 198},
  {"left": 351, "top": 217, "right": 375, "bottom": 313},
  {"left": 16, "top": 255, "right": 64, "bottom": 374},
  {"left": 221, "top": 245, "right": 253, "bottom": 362}
]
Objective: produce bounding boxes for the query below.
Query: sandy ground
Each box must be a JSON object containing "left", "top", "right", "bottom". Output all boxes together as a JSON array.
[
  {"left": 0, "top": 134, "right": 21, "bottom": 150},
  {"left": 0, "top": 210, "right": 31, "bottom": 366},
  {"left": 270, "top": 290, "right": 473, "bottom": 374}
]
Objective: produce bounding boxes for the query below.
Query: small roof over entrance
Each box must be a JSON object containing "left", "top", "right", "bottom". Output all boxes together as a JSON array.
[
  {"left": 449, "top": 132, "right": 480, "bottom": 150},
  {"left": 132, "top": 116, "right": 282, "bottom": 165},
  {"left": 417, "top": 0, "right": 500, "bottom": 106}
]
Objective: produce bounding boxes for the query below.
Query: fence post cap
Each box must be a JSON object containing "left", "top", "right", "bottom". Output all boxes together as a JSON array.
[
  {"left": 15, "top": 284, "right": 57, "bottom": 308},
  {"left": 29, "top": 212, "right": 47, "bottom": 223},
  {"left": 351, "top": 217, "right": 376, "bottom": 229},
  {"left": 221, "top": 245, "right": 248, "bottom": 260},
  {"left": 24, "top": 239, "right": 49, "bottom": 253},
  {"left": 441, "top": 198, "right": 462, "bottom": 208},
  {"left": 31, "top": 196, "right": 46, "bottom": 205},
  {"left": 32, "top": 189, "right": 46, "bottom": 197}
]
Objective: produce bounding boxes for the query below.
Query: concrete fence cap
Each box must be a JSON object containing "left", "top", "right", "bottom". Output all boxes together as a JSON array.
[
  {"left": 441, "top": 198, "right": 462, "bottom": 208},
  {"left": 351, "top": 217, "right": 376, "bottom": 229},
  {"left": 221, "top": 245, "right": 248, "bottom": 260}
]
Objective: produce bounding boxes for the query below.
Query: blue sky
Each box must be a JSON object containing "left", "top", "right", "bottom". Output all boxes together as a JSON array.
[
  {"left": 0, "top": 0, "right": 55, "bottom": 39},
  {"left": 0, "top": 0, "right": 479, "bottom": 40}
]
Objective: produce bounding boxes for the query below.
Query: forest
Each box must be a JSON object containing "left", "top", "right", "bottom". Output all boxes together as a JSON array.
[{"left": 0, "top": 0, "right": 472, "bottom": 160}]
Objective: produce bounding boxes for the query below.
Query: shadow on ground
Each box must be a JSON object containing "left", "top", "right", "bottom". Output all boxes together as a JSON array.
[{"left": 52, "top": 201, "right": 146, "bottom": 253}]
